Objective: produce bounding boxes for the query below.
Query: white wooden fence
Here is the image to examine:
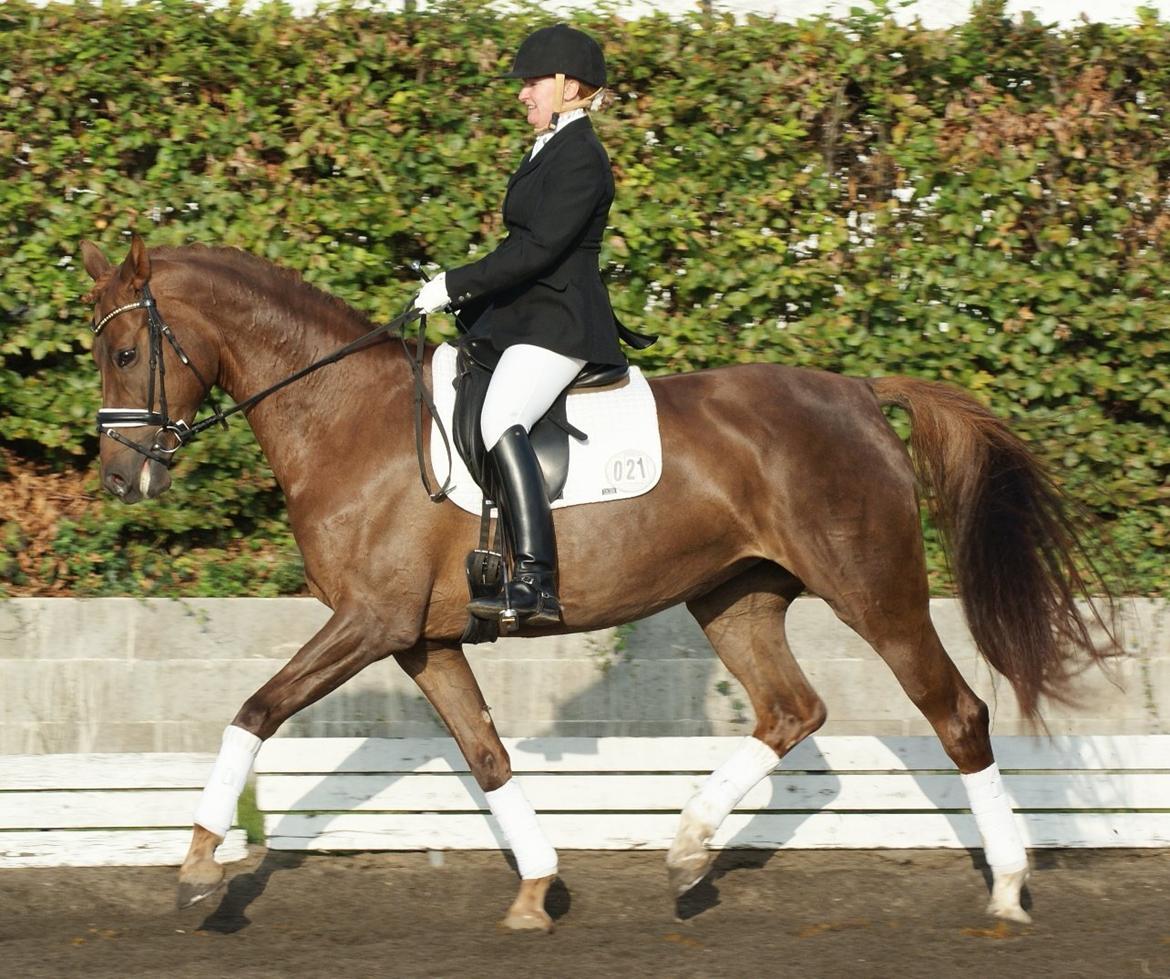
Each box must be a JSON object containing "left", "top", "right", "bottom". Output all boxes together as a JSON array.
[
  {"left": 256, "top": 735, "right": 1170, "bottom": 852},
  {"left": 0, "top": 753, "right": 249, "bottom": 868},
  {"left": 3, "top": 736, "right": 1165, "bottom": 867}
]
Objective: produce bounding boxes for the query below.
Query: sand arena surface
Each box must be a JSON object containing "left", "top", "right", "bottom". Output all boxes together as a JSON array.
[{"left": 2, "top": 848, "right": 1168, "bottom": 977}]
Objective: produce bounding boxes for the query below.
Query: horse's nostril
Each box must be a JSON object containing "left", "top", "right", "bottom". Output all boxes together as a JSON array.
[{"left": 107, "top": 472, "right": 127, "bottom": 496}]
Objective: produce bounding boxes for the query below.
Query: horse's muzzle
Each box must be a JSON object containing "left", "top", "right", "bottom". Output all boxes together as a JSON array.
[{"left": 102, "top": 453, "right": 172, "bottom": 503}]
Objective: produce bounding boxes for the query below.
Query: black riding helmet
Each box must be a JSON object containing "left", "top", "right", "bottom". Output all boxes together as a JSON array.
[{"left": 503, "top": 23, "right": 606, "bottom": 89}]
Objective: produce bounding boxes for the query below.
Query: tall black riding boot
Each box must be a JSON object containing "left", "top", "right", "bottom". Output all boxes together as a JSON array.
[{"left": 467, "top": 425, "right": 562, "bottom": 629}]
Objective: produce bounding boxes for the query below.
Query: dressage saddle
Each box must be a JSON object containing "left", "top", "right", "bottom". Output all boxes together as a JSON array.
[
  {"left": 450, "top": 336, "right": 628, "bottom": 503},
  {"left": 449, "top": 336, "right": 628, "bottom": 644}
]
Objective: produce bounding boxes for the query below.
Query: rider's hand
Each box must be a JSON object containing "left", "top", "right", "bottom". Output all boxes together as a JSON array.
[{"left": 413, "top": 272, "right": 450, "bottom": 314}]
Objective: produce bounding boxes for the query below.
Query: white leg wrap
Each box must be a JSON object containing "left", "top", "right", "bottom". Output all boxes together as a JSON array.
[
  {"left": 192, "top": 725, "right": 262, "bottom": 839},
  {"left": 485, "top": 779, "right": 558, "bottom": 880},
  {"left": 961, "top": 762, "right": 1028, "bottom": 874},
  {"left": 684, "top": 736, "right": 781, "bottom": 831}
]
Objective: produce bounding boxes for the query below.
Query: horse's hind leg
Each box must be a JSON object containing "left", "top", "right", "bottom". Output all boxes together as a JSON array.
[
  {"left": 398, "top": 641, "right": 557, "bottom": 933},
  {"left": 667, "top": 564, "right": 826, "bottom": 895},
  {"left": 178, "top": 607, "right": 390, "bottom": 909},
  {"left": 849, "top": 601, "right": 1031, "bottom": 922}
]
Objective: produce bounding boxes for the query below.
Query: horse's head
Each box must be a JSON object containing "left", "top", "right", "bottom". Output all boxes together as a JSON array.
[{"left": 81, "top": 236, "right": 218, "bottom": 503}]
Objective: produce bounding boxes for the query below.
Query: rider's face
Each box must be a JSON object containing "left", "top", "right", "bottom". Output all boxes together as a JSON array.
[{"left": 518, "top": 76, "right": 557, "bottom": 131}]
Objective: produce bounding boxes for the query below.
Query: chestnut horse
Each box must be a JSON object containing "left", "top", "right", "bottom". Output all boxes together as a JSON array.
[{"left": 81, "top": 237, "right": 1115, "bottom": 930}]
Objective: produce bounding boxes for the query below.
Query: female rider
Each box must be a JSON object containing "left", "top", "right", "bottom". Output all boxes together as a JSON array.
[{"left": 414, "top": 23, "right": 650, "bottom": 628}]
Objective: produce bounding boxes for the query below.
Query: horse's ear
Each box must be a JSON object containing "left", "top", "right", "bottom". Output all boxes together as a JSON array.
[
  {"left": 79, "top": 240, "right": 111, "bottom": 282},
  {"left": 117, "top": 234, "right": 151, "bottom": 290}
]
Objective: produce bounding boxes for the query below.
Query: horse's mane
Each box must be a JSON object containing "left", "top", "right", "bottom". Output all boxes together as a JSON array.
[
  {"left": 154, "top": 244, "right": 379, "bottom": 338},
  {"left": 84, "top": 242, "right": 381, "bottom": 338}
]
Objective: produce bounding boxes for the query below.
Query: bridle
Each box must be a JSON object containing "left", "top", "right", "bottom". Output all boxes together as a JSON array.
[
  {"left": 91, "top": 282, "right": 452, "bottom": 499},
  {"left": 92, "top": 282, "right": 215, "bottom": 464}
]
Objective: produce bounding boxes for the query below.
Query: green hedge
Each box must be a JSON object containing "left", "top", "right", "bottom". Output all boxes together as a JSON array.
[{"left": 1, "top": 0, "right": 1167, "bottom": 595}]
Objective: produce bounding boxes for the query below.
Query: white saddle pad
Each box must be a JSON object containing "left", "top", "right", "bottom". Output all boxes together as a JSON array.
[{"left": 429, "top": 342, "right": 662, "bottom": 515}]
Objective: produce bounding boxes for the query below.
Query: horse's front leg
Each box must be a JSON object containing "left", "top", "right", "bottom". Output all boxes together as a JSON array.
[
  {"left": 178, "top": 607, "right": 391, "bottom": 909},
  {"left": 398, "top": 641, "right": 557, "bottom": 933}
]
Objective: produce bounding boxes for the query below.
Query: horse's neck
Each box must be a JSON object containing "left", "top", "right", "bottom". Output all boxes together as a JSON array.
[{"left": 208, "top": 285, "right": 414, "bottom": 506}]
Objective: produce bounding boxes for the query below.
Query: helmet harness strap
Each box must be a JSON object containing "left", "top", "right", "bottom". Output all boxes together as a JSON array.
[{"left": 546, "top": 72, "right": 605, "bottom": 132}]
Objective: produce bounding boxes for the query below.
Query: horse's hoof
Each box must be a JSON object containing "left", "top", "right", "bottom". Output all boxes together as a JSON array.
[
  {"left": 500, "top": 908, "right": 554, "bottom": 933},
  {"left": 666, "top": 851, "right": 714, "bottom": 897},
  {"left": 988, "top": 901, "right": 1032, "bottom": 924},
  {"left": 176, "top": 876, "right": 225, "bottom": 910},
  {"left": 499, "top": 874, "right": 555, "bottom": 932},
  {"left": 666, "top": 813, "right": 715, "bottom": 897},
  {"left": 176, "top": 859, "right": 226, "bottom": 910},
  {"left": 986, "top": 867, "right": 1031, "bottom": 923}
]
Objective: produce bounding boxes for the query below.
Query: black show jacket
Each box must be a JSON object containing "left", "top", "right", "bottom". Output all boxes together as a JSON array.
[{"left": 444, "top": 116, "right": 627, "bottom": 366}]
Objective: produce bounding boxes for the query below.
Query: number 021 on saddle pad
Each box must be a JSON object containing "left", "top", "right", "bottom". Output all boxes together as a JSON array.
[{"left": 429, "top": 342, "right": 662, "bottom": 514}]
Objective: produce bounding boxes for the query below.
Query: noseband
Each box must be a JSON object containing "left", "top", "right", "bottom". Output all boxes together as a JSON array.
[{"left": 92, "top": 282, "right": 213, "bottom": 465}]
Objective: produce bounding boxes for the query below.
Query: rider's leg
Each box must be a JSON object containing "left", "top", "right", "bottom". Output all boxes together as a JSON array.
[
  {"left": 476, "top": 424, "right": 562, "bottom": 625},
  {"left": 470, "top": 344, "right": 585, "bottom": 626},
  {"left": 478, "top": 344, "right": 587, "bottom": 450}
]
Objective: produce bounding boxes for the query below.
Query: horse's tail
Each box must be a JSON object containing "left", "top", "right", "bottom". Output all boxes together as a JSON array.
[{"left": 870, "top": 375, "right": 1121, "bottom": 722}]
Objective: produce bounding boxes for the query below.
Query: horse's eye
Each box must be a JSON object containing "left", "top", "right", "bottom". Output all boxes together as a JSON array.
[{"left": 116, "top": 348, "right": 137, "bottom": 368}]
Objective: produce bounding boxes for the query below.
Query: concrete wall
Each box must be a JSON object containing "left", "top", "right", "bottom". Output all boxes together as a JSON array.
[{"left": 2, "top": 597, "right": 1165, "bottom": 754}]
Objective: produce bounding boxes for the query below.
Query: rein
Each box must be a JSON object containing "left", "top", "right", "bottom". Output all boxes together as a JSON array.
[{"left": 92, "top": 284, "right": 453, "bottom": 501}]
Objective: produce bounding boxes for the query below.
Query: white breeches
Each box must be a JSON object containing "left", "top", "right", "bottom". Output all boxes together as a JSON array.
[{"left": 480, "top": 343, "right": 586, "bottom": 450}]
